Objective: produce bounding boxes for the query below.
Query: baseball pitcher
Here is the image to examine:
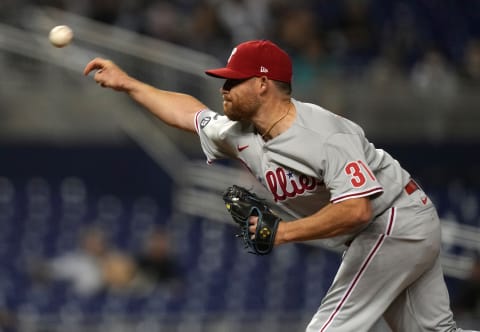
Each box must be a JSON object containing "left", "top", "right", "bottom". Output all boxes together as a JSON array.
[{"left": 84, "top": 40, "right": 477, "bottom": 331}]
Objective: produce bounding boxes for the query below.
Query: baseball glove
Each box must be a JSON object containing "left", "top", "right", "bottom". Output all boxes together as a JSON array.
[{"left": 222, "top": 185, "right": 280, "bottom": 255}]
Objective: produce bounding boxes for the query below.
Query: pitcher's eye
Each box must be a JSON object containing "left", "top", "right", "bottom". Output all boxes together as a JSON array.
[{"left": 223, "top": 78, "right": 248, "bottom": 91}]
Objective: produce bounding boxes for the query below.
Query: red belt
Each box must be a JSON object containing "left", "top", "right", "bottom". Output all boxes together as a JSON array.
[{"left": 404, "top": 179, "right": 420, "bottom": 195}]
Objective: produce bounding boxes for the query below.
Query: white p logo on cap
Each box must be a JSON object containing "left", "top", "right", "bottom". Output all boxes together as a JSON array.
[{"left": 227, "top": 47, "right": 237, "bottom": 64}]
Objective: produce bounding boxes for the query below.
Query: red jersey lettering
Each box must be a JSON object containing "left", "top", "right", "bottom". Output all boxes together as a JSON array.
[{"left": 265, "top": 167, "right": 318, "bottom": 202}]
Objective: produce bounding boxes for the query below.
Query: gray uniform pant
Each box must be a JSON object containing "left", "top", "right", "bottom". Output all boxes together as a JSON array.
[{"left": 306, "top": 187, "right": 471, "bottom": 332}]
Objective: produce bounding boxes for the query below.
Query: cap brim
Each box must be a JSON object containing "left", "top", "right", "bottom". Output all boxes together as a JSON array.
[{"left": 205, "top": 67, "right": 252, "bottom": 80}]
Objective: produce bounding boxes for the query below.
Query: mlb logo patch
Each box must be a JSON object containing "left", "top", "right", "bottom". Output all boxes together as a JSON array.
[{"left": 200, "top": 116, "right": 211, "bottom": 129}]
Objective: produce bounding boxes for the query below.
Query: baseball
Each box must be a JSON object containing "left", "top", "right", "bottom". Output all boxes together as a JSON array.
[{"left": 49, "top": 25, "right": 73, "bottom": 48}]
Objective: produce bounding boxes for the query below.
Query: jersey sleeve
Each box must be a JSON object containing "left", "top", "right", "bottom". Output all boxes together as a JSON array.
[
  {"left": 194, "top": 109, "right": 236, "bottom": 163},
  {"left": 323, "top": 133, "right": 383, "bottom": 203}
]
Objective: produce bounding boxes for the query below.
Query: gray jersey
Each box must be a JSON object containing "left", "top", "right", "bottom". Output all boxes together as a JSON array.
[
  {"left": 195, "top": 99, "right": 411, "bottom": 248},
  {"left": 194, "top": 98, "right": 466, "bottom": 331}
]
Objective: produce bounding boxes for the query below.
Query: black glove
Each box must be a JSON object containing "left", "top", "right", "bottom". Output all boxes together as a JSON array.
[{"left": 223, "top": 185, "right": 280, "bottom": 255}]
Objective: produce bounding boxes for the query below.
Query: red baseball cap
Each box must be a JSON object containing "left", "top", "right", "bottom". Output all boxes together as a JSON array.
[{"left": 205, "top": 40, "right": 292, "bottom": 83}]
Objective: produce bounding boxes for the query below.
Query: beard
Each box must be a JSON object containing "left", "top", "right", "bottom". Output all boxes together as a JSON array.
[{"left": 223, "top": 94, "right": 260, "bottom": 121}]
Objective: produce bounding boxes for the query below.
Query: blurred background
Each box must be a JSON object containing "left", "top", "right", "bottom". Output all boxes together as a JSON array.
[{"left": 0, "top": 0, "right": 479, "bottom": 331}]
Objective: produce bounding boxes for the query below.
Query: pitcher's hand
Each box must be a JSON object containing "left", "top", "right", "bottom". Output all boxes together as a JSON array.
[{"left": 84, "top": 58, "right": 133, "bottom": 92}]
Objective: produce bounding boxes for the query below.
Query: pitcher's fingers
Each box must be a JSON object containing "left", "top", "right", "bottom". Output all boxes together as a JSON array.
[
  {"left": 83, "top": 58, "right": 106, "bottom": 76},
  {"left": 249, "top": 216, "right": 258, "bottom": 234}
]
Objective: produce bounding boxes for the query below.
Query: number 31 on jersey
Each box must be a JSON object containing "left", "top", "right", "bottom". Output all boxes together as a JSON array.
[{"left": 345, "top": 160, "right": 376, "bottom": 188}]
